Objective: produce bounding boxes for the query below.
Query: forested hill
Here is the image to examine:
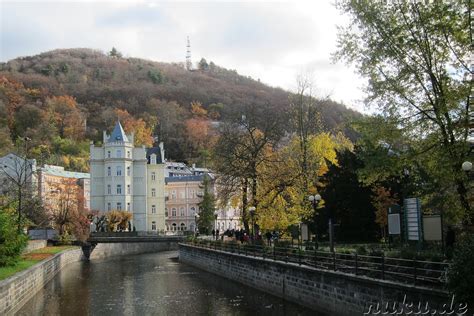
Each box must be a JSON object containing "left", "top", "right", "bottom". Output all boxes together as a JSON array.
[{"left": 0, "top": 48, "right": 360, "bottom": 165}]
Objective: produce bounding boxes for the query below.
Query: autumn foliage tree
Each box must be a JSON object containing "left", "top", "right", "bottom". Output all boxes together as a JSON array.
[{"left": 371, "top": 186, "right": 398, "bottom": 239}]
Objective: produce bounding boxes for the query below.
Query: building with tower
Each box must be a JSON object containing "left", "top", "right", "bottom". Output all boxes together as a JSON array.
[{"left": 90, "top": 121, "right": 166, "bottom": 232}]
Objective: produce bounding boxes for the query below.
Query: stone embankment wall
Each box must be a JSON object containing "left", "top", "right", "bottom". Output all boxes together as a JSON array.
[
  {"left": 0, "top": 248, "right": 84, "bottom": 316},
  {"left": 22, "top": 240, "right": 48, "bottom": 254},
  {"left": 179, "top": 244, "right": 450, "bottom": 316},
  {"left": 89, "top": 241, "right": 179, "bottom": 260}
]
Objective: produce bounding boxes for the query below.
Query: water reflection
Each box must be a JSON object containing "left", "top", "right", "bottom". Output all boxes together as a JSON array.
[{"left": 18, "top": 251, "right": 318, "bottom": 316}]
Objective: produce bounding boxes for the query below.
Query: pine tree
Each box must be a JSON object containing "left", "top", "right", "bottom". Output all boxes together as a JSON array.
[{"left": 197, "top": 175, "right": 215, "bottom": 234}]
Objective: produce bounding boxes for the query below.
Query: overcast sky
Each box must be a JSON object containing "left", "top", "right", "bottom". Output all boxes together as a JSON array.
[{"left": 0, "top": 0, "right": 367, "bottom": 112}]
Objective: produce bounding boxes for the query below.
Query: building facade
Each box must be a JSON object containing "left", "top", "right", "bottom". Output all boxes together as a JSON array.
[
  {"left": 164, "top": 175, "right": 203, "bottom": 232},
  {"left": 37, "top": 164, "right": 90, "bottom": 214},
  {"left": 0, "top": 153, "right": 37, "bottom": 196},
  {"left": 90, "top": 121, "right": 166, "bottom": 232}
]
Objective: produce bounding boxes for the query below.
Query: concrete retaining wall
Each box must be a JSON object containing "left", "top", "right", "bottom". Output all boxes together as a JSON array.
[
  {"left": 89, "top": 241, "right": 179, "bottom": 260},
  {"left": 0, "top": 248, "right": 84, "bottom": 316},
  {"left": 23, "top": 240, "right": 47, "bottom": 254},
  {"left": 179, "top": 244, "right": 450, "bottom": 316}
]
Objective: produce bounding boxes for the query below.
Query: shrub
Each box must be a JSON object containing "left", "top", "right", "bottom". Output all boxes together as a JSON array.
[
  {"left": 356, "top": 245, "right": 368, "bottom": 255},
  {"left": 0, "top": 209, "right": 28, "bottom": 267},
  {"left": 447, "top": 234, "right": 474, "bottom": 306}
]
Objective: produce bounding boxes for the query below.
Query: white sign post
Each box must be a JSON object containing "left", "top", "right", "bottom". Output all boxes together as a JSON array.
[{"left": 404, "top": 198, "right": 422, "bottom": 241}]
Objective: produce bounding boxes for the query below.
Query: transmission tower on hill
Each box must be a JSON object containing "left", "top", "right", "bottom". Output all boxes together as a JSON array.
[{"left": 186, "top": 36, "right": 192, "bottom": 71}]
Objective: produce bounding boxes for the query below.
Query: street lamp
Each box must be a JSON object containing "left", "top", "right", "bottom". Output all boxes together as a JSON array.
[
  {"left": 462, "top": 161, "right": 472, "bottom": 172},
  {"left": 214, "top": 211, "right": 219, "bottom": 240},
  {"left": 194, "top": 213, "right": 199, "bottom": 237},
  {"left": 308, "top": 194, "right": 321, "bottom": 247},
  {"left": 249, "top": 206, "right": 256, "bottom": 241}
]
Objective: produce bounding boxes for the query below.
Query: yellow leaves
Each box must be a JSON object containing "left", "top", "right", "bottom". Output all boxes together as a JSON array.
[
  {"left": 46, "top": 95, "right": 85, "bottom": 140},
  {"left": 114, "top": 109, "right": 154, "bottom": 147},
  {"left": 191, "top": 101, "right": 207, "bottom": 117}
]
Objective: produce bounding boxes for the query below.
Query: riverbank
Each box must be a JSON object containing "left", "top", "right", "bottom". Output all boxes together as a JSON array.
[{"left": 0, "top": 248, "right": 83, "bottom": 315}]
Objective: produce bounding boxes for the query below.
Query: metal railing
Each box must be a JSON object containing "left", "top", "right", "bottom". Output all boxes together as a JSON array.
[{"left": 186, "top": 240, "right": 449, "bottom": 289}]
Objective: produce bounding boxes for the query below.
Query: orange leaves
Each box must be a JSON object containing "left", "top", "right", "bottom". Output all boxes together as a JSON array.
[
  {"left": 46, "top": 95, "right": 85, "bottom": 140},
  {"left": 190, "top": 101, "right": 207, "bottom": 117},
  {"left": 113, "top": 109, "right": 154, "bottom": 147}
]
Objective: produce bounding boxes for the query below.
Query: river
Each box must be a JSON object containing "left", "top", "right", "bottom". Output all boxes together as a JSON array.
[{"left": 17, "top": 251, "right": 319, "bottom": 315}]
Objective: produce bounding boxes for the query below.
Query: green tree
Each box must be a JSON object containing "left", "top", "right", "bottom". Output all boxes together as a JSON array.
[
  {"left": 197, "top": 176, "right": 215, "bottom": 234},
  {"left": 0, "top": 202, "right": 28, "bottom": 267},
  {"left": 108, "top": 47, "right": 122, "bottom": 58},
  {"left": 335, "top": 0, "right": 472, "bottom": 224},
  {"left": 198, "top": 58, "right": 209, "bottom": 71}
]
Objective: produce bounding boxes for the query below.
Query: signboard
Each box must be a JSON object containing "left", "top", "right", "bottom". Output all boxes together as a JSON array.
[
  {"left": 423, "top": 215, "right": 442, "bottom": 241},
  {"left": 388, "top": 204, "right": 401, "bottom": 235},
  {"left": 404, "top": 198, "right": 422, "bottom": 241},
  {"left": 301, "top": 224, "right": 309, "bottom": 241},
  {"left": 388, "top": 214, "right": 401, "bottom": 235}
]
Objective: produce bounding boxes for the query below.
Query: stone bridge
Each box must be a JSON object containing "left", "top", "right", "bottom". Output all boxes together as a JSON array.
[{"left": 82, "top": 233, "right": 186, "bottom": 260}]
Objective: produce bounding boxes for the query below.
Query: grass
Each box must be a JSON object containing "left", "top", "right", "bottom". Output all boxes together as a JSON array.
[{"left": 0, "top": 245, "right": 79, "bottom": 281}]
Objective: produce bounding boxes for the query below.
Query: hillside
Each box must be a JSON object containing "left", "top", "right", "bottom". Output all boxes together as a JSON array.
[{"left": 0, "top": 48, "right": 360, "bottom": 165}]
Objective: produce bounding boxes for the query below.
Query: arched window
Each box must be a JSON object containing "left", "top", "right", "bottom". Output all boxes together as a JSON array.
[
  {"left": 151, "top": 205, "right": 156, "bottom": 214},
  {"left": 151, "top": 221, "right": 156, "bottom": 231},
  {"left": 180, "top": 207, "right": 185, "bottom": 217},
  {"left": 180, "top": 223, "right": 186, "bottom": 231},
  {"left": 171, "top": 208, "right": 177, "bottom": 217},
  {"left": 116, "top": 149, "right": 121, "bottom": 158},
  {"left": 107, "top": 167, "right": 111, "bottom": 176},
  {"left": 172, "top": 223, "right": 177, "bottom": 231},
  {"left": 127, "top": 166, "right": 131, "bottom": 176}
]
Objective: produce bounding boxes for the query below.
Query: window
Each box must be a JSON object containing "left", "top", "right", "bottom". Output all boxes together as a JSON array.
[
  {"left": 107, "top": 202, "right": 111, "bottom": 211},
  {"left": 165, "top": 208, "right": 168, "bottom": 217},
  {"left": 171, "top": 208, "right": 177, "bottom": 217},
  {"left": 151, "top": 188, "right": 156, "bottom": 197},
  {"left": 127, "top": 184, "right": 130, "bottom": 194},
  {"left": 171, "top": 190, "right": 176, "bottom": 199},
  {"left": 107, "top": 151, "right": 111, "bottom": 158},
  {"left": 127, "top": 202, "right": 130, "bottom": 211},
  {"left": 107, "top": 167, "right": 111, "bottom": 176},
  {"left": 151, "top": 221, "right": 156, "bottom": 231},
  {"left": 117, "top": 185, "right": 122, "bottom": 194},
  {"left": 127, "top": 166, "right": 131, "bottom": 176},
  {"left": 151, "top": 172, "right": 156, "bottom": 181},
  {"left": 151, "top": 205, "right": 156, "bottom": 214},
  {"left": 180, "top": 223, "right": 186, "bottom": 231},
  {"left": 180, "top": 207, "right": 185, "bottom": 217},
  {"left": 116, "top": 166, "right": 122, "bottom": 176},
  {"left": 116, "top": 150, "right": 121, "bottom": 158},
  {"left": 127, "top": 151, "right": 131, "bottom": 158},
  {"left": 117, "top": 202, "right": 122, "bottom": 210},
  {"left": 107, "top": 184, "right": 111, "bottom": 195},
  {"left": 190, "top": 207, "right": 196, "bottom": 215},
  {"left": 172, "top": 223, "right": 177, "bottom": 231},
  {"left": 180, "top": 191, "right": 185, "bottom": 199}
]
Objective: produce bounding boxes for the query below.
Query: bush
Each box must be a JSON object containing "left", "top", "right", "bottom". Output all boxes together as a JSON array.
[
  {"left": 447, "top": 234, "right": 474, "bottom": 306},
  {"left": 0, "top": 209, "right": 28, "bottom": 267}
]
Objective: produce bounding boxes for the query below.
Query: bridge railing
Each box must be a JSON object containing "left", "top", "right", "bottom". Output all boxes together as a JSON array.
[{"left": 185, "top": 240, "right": 449, "bottom": 289}]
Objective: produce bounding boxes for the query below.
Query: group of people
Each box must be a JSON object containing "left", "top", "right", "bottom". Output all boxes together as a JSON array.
[{"left": 209, "top": 228, "right": 280, "bottom": 245}]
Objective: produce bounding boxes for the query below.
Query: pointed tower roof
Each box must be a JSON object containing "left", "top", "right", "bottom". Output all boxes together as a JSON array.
[{"left": 108, "top": 121, "right": 129, "bottom": 143}]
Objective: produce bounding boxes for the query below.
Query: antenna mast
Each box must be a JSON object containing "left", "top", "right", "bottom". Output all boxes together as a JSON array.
[{"left": 186, "top": 36, "right": 192, "bottom": 71}]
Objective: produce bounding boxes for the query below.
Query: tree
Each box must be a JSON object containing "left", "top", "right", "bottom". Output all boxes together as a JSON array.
[
  {"left": 46, "top": 96, "right": 85, "bottom": 140},
  {"left": 318, "top": 149, "right": 378, "bottom": 242},
  {"left": 198, "top": 58, "right": 209, "bottom": 71},
  {"left": 372, "top": 186, "right": 398, "bottom": 239},
  {"left": 0, "top": 140, "right": 35, "bottom": 233},
  {"left": 197, "top": 176, "right": 215, "bottom": 234},
  {"left": 335, "top": 1, "right": 472, "bottom": 224},
  {"left": 108, "top": 47, "right": 122, "bottom": 58},
  {"left": 0, "top": 201, "right": 28, "bottom": 267}
]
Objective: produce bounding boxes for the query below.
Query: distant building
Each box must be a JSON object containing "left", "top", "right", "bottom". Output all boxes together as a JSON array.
[
  {"left": 165, "top": 175, "right": 204, "bottom": 232},
  {"left": 90, "top": 121, "right": 166, "bottom": 232},
  {"left": 37, "top": 164, "right": 90, "bottom": 213},
  {"left": 0, "top": 153, "right": 37, "bottom": 196}
]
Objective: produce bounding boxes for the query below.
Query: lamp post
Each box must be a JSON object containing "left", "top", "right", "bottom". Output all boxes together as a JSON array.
[
  {"left": 249, "top": 206, "right": 256, "bottom": 241},
  {"left": 214, "top": 211, "right": 218, "bottom": 240},
  {"left": 308, "top": 194, "right": 321, "bottom": 247},
  {"left": 462, "top": 161, "right": 472, "bottom": 172},
  {"left": 194, "top": 213, "right": 199, "bottom": 237}
]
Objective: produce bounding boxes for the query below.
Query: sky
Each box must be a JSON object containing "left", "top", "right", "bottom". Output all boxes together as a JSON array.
[{"left": 0, "top": 0, "right": 368, "bottom": 112}]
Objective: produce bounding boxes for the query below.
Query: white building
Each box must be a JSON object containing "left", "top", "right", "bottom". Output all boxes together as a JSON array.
[
  {"left": 90, "top": 121, "right": 166, "bottom": 232},
  {"left": 0, "top": 153, "right": 37, "bottom": 196}
]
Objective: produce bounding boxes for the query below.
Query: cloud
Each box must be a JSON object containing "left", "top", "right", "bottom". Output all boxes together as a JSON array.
[{"left": 0, "top": 1, "right": 367, "bottom": 112}]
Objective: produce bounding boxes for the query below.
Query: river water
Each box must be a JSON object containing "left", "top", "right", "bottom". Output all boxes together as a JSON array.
[{"left": 17, "top": 251, "right": 319, "bottom": 316}]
